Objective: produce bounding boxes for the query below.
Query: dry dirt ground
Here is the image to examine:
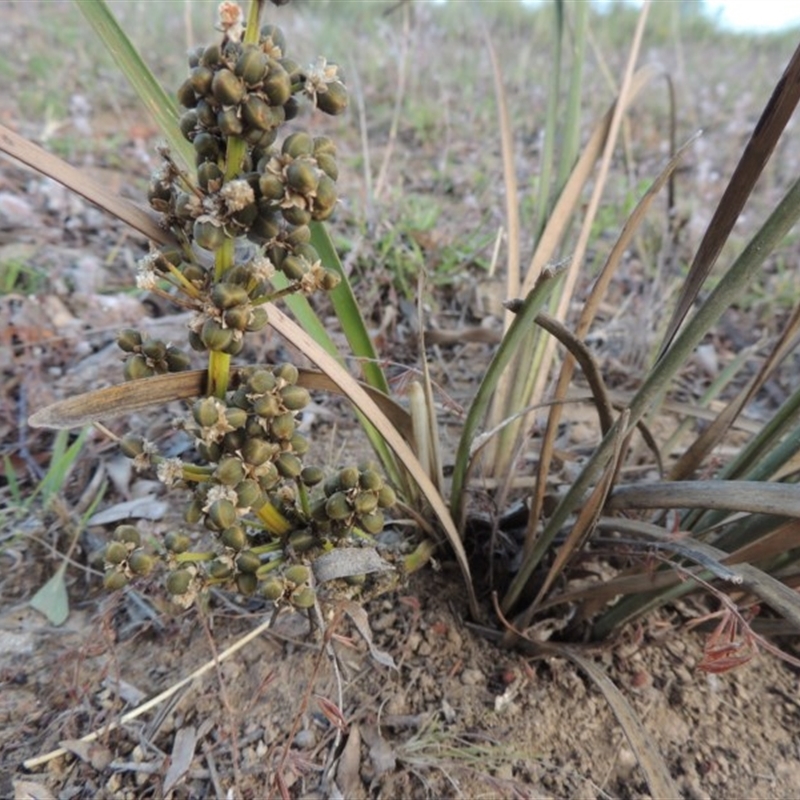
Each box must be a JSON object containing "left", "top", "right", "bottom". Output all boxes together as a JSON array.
[{"left": 3, "top": 2, "right": 800, "bottom": 798}]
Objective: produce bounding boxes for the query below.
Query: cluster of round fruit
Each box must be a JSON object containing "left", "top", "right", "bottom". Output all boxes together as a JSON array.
[{"left": 147, "top": 24, "right": 346, "bottom": 256}]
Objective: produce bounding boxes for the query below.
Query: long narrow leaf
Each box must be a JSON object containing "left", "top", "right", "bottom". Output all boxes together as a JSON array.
[{"left": 449, "top": 267, "right": 565, "bottom": 525}]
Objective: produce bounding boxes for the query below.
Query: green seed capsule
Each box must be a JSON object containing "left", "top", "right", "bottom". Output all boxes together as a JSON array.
[
  {"left": 215, "top": 456, "right": 245, "bottom": 486},
  {"left": 189, "top": 65, "right": 214, "bottom": 97},
  {"left": 185, "top": 497, "right": 204, "bottom": 525},
  {"left": 270, "top": 412, "right": 296, "bottom": 441},
  {"left": 166, "top": 569, "right": 192, "bottom": 595},
  {"left": 289, "top": 433, "right": 309, "bottom": 456},
  {"left": 249, "top": 205, "right": 282, "bottom": 241},
  {"left": 339, "top": 467, "right": 360, "bottom": 490},
  {"left": 260, "top": 576, "right": 285, "bottom": 601},
  {"left": 325, "top": 492, "right": 352, "bottom": 521},
  {"left": 359, "top": 470, "right": 383, "bottom": 492},
  {"left": 128, "top": 551, "right": 155, "bottom": 576},
  {"left": 165, "top": 346, "right": 191, "bottom": 372},
  {"left": 315, "top": 152, "right": 339, "bottom": 181},
  {"left": 236, "top": 550, "right": 261, "bottom": 574},
  {"left": 285, "top": 225, "right": 311, "bottom": 248},
  {"left": 260, "top": 24, "right": 286, "bottom": 55},
  {"left": 212, "top": 68, "right": 245, "bottom": 106},
  {"left": 290, "top": 585, "right": 316, "bottom": 609},
  {"left": 124, "top": 354, "right": 154, "bottom": 381},
  {"left": 200, "top": 43, "right": 221, "bottom": 68},
  {"left": 246, "top": 307, "right": 269, "bottom": 332},
  {"left": 289, "top": 529, "right": 315, "bottom": 551},
  {"left": 221, "top": 524, "right": 247, "bottom": 550},
  {"left": 313, "top": 175, "right": 338, "bottom": 220},
  {"left": 316, "top": 81, "right": 348, "bottom": 116},
  {"left": 236, "top": 479, "right": 264, "bottom": 510},
  {"left": 242, "top": 437, "right": 275, "bottom": 467},
  {"left": 286, "top": 160, "right": 319, "bottom": 195},
  {"left": 280, "top": 385, "right": 310, "bottom": 411},
  {"left": 115, "top": 525, "right": 141, "bottom": 547},
  {"left": 263, "top": 66, "right": 292, "bottom": 106},
  {"left": 236, "top": 572, "right": 258, "bottom": 595},
  {"left": 193, "top": 396, "right": 220, "bottom": 427},
  {"left": 359, "top": 510, "right": 385, "bottom": 535},
  {"left": 275, "top": 363, "right": 299, "bottom": 384},
  {"left": 224, "top": 306, "right": 250, "bottom": 331},
  {"left": 104, "top": 571, "right": 129, "bottom": 591},
  {"left": 208, "top": 559, "right": 234, "bottom": 580},
  {"left": 193, "top": 131, "right": 221, "bottom": 163},
  {"left": 258, "top": 172, "right": 285, "bottom": 202},
  {"left": 253, "top": 394, "right": 281, "bottom": 418},
  {"left": 283, "top": 96, "right": 299, "bottom": 122},
  {"left": 281, "top": 205, "right": 312, "bottom": 227},
  {"left": 212, "top": 283, "right": 249, "bottom": 310},
  {"left": 179, "top": 109, "right": 199, "bottom": 138},
  {"left": 217, "top": 107, "right": 244, "bottom": 137},
  {"left": 284, "top": 564, "right": 310, "bottom": 585},
  {"left": 222, "top": 336, "right": 245, "bottom": 357},
  {"left": 165, "top": 531, "right": 191, "bottom": 554},
  {"left": 197, "top": 161, "right": 224, "bottom": 192},
  {"left": 117, "top": 328, "right": 142, "bottom": 352},
  {"left": 313, "top": 136, "right": 336, "bottom": 156},
  {"left": 105, "top": 541, "right": 129, "bottom": 566},
  {"left": 377, "top": 485, "right": 397, "bottom": 508},
  {"left": 120, "top": 435, "right": 145, "bottom": 459},
  {"left": 236, "top": 47, "right": 268, "bottom": 85},
  {"left": 355, "top": 492, "right": 379, "bottom": 515},
  {"left": 195, "top": 99, "right": 217, "bottom": 129},
  {"left": 225, "top": 407, "right": 248, "bottom": 430},
  {"left": 279, "top": 254, "right": 305, "bottom": 281},
  {"left": 197, "top": 441, "right": 222, "bottom": 462},
  {"left": 282, "top": 131, "right": 314, "bottom": 159},
  {"left": 257, "top": 462, "right": 281, "bottom": 491},
  {"left": 141, "top": 339, "right": 167, "bottom": 362},
  {"left": 194, "top": 220, "right": 227, "bottom": 252},
  {"left": 276, "top": 452, "right": 302, "bottom": 479},
  {"left": 200, "top": 318, "right": 234, "bottom": 352},
  {"left": 320, "top": 270, "right": 340, "bottom": 291},
  {"left": 242, "top": 95, "right": 284, "bottom": 132},
  {"left": 300, "top": 466, "right": 324, "bottom": 486},
  {"left": 248, "top": 369, "right": 277, "bottom": 394},
  {"left": 207, "top": 499, "right": 237, "bottom": 531},
  {"left": 177, "top": 79, "right": 198, "bottom": 110}
]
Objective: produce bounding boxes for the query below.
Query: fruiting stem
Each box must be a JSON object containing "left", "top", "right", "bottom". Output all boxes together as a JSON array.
[{"left": 257, "top": 501, "right": 292, "bottom": 535}]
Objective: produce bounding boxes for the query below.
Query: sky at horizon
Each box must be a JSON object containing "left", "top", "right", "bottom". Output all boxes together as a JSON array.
[
  {"left": 516, "top": 0, "right": 800, "bottom": 33},
  {"left": 703, "top": 0, "right": 800, "bottom": 31}
]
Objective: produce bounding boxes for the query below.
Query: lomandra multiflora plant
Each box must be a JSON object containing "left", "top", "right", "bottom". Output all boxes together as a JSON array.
[{"left": 100, "top": 1, "right": 396, "bottom": 609}]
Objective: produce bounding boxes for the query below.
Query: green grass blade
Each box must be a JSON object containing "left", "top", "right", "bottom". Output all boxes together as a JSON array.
[
  {"left": 449, "top": 266, "right": 565, "bottom": 524},
  {"left": 310, "top": 222, "right": 390, "bottom": 394},
  {"left": 554, "top": 0, "right": 588, "bottom": 198}
]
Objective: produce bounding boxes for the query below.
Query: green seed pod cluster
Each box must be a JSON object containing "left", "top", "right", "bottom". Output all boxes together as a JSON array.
[
  {"left": 148, "top": 20, "right": 347, "bottom": 254},
  {"left": 312, "top": 466, "right": 397, "bottom": 538},
  {"left": 257, "top": 562, "right": 315, "bottom": 608},
  {"left": 105, "top": 8, "right": 394, "bottom": 612},
  {"left": 117, "top": 329, "right": 191, "bottom": 379},
  {"left": 102, "top": 524, "right": 159, "bottom": 589}
]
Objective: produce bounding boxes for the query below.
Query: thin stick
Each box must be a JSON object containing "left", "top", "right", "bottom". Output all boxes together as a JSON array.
[{"left": 22, "top": 614, "right": 278, "bottom": 770}]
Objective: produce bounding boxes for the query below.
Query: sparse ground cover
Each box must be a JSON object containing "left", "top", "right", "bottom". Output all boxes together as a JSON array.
[{"left": 2, "top": 1, "right": 800, "bottom": 797}]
